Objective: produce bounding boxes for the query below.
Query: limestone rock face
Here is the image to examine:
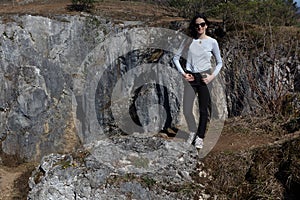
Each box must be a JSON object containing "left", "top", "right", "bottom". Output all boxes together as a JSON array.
[
  {"left": 0, "top": 15, "right": 110, "bottom": 160},
  {"left": 0, "top": 14, "right": 228, "bottom": 162}
]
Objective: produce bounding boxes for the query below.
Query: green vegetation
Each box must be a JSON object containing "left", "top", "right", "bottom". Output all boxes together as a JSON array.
[
  {"left": 68, "top": 0, "right": 96, "bottom": 12},
  {"left": 141, "top": 176, "right": 156, "bottom": 188},
  {"left": 129, "top": 156, "right": 149, "bottom": 168},
  {"left": 166, "top": 0, "right": 298, "bottom": 27}
]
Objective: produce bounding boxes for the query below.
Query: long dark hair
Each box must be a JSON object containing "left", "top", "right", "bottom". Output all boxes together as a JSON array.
[{"left": 188, "top": 13, "right": 210, "bottom": 39}]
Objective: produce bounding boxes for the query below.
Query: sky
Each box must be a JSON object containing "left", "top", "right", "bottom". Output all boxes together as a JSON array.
[{"left": 295, "top": 0, "right": 300, "bottom": 7}]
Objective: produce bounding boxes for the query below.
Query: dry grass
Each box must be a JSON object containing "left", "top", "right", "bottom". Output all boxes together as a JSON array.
[{"left": 202, "top": 131, "right": 300, "bottom": 199}]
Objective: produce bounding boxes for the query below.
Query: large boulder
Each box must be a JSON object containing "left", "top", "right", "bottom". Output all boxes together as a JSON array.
[{"left": 28, "top": 134, "right": 212, "bottom": 199}]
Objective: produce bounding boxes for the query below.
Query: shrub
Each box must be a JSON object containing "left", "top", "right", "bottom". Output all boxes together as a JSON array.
[{"left": 68, "top": 0, "right": 96, "bottom": 12}]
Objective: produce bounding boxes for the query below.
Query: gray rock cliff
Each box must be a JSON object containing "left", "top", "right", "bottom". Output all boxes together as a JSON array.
[{"left": 0, "top": 14, "right": 227, "bottom": 162}]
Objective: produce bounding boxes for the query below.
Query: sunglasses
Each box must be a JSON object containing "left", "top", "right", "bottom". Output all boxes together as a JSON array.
[{"left": 195, "top": 22, "right": 206, "bottom": 28}]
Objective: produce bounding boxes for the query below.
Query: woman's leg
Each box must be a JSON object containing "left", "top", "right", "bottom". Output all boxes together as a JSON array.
[
  {"left": 183, "top": 83, "right": 197, "bottom": 133},
  {"left": 197, "top": 83, "right": 211, "bottom": 139}
]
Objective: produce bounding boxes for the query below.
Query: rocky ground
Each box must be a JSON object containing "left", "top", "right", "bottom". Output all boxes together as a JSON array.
[
  {"left": 1, "top": 115, "right": 298, "bottom": 199},
  {"left": 0, "top": 0, "right": 299, "bottom": 199}
]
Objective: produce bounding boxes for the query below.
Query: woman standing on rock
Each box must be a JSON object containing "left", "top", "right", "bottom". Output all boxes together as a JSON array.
[{"left": 173, "top": 13, "right": 223, "bottom": 149}]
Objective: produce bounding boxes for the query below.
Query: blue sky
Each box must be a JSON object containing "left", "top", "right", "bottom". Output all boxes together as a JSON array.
[{"left": 295, "top": 0, "right": 300, "bottom": 7}]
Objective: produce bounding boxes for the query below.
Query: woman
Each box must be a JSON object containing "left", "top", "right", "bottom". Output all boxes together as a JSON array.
[{"left": 173, "top": 13, "right": 223, "bottom": 149}]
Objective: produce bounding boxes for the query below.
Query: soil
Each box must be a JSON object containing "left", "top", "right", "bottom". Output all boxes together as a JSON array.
[
  {"left": 0, "top": 168, "right": 21, "bottom": 200},
  {"left": 0, "top": 163, "right": 36, "bottom": 200},
  {"left": 0, "top": 0, "right": 183, "bottom": 26},
  {"left": 0, "top": 1, "right": 298, "bottom": 199}
]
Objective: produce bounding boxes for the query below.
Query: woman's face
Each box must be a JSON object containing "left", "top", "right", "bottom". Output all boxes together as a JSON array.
[{"left": 195, "top": 18, "right": 207, "bottom": 36}]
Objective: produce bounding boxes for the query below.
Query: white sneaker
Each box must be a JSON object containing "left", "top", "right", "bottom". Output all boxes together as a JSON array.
[
  {"left": 186, "top": 132, "right": 196, "bottom": 144},
  {"left": 195, "top": 137, "right": 203, "bottom": 149}
]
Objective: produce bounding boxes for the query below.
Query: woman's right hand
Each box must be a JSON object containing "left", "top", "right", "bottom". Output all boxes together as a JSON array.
[{"left": 183, "top": 73, "right": 194, "bottom": 81}]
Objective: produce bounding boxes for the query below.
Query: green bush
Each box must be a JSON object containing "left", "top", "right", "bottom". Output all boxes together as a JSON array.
[{"left": 69, "top": 0, "right": 96, "bottom": 12}]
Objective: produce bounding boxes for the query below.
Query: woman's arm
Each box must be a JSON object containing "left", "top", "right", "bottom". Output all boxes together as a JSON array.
[
  {"left": 211, "top": 39, "right": 223, "bottom": 77},
  {"left": 173, "top": 54, "right": 185, "bottom": 75},
  {"left": 173, "top": 54, "right": 194, "bottom": 81},
  {"left": 202, "top": 39, "right": 223, "bottom": 84}
]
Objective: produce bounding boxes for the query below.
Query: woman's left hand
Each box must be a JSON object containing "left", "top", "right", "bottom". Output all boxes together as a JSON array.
[{"left": 202, "top": 74, "right": 215, "bottom": 84}]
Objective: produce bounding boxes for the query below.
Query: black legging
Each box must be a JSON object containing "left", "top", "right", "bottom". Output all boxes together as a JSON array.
[{"left": 183, "top": 71, "right": 211, "bottom": 139}]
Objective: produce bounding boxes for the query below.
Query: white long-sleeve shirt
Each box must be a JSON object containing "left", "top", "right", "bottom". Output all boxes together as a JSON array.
[{"left": 173, "top": 37, "right": 223, "bottom": 77}]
